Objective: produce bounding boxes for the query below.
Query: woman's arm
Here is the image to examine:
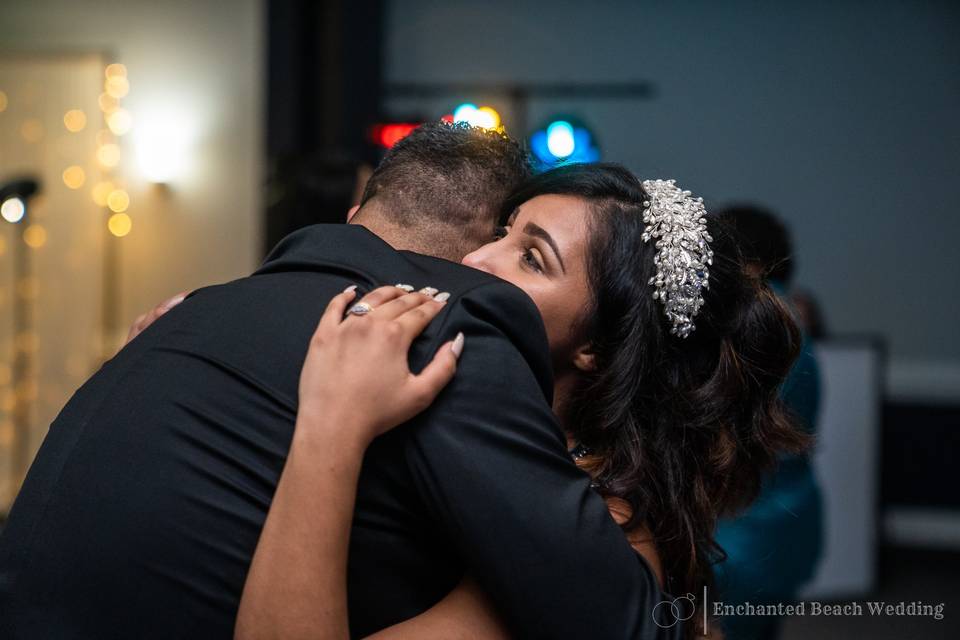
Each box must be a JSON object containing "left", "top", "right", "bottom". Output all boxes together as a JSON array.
[{"left": 234, "top": 285, "right": 461, "bottom": 640}]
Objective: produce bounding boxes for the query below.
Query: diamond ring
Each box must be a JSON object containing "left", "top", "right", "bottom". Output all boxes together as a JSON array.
[{"left": 346, "top": 302, "right": 373, "bottom": 317}]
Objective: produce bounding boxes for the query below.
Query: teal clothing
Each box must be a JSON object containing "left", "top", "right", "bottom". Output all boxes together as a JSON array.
[{"left": 714, "top": 283, "right": 823, "bottom": 640}]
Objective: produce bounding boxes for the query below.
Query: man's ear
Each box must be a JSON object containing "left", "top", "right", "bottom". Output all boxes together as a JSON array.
[
  {"left": 572, "top": 343, "right": 597, "bottom": 373},
  {"left": 346, "top": 205, "right": 360, "bottom": 222}
]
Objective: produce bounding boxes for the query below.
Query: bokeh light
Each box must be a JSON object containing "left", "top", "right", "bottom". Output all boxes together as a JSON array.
[
  {"left": 23, "top": 224, "right": 47, "bottom": 249},
  {"left": 91, "top": 181, "right": 114, "bottom": 207},
  {"left": 20, "top": 118, "right": 44, "bottom": 143},
  {"left": 546, "top": 121, "right": 575, "bottom": 158},
  {"left": 98, "top": 92, "right": 118, "bottom": 114},
  {"left": 105, "top": 63, "right": 127, "bottom": 79},
  {"left": 63, "top": 109, "right": 87, "bottom": 133},
  {"left": 1, "top": 197, "right": 25, "bottom": 223},
  {"left": 107, "top": 108, "right": 133, "bottom": 135},
  {"left": 62, "top": 165, "right": 86, "bottom": 189},
  {"left": 107, "top": 189, "right": 130, "bottom": 213},
  {"left": 97, "top": 143, "right": 121, "bottom": 168},
  {"left": 105, "top": 76, "right": 130, "bottom": 99},
  {"left": 108, "top": 212, "right": 132, "bottom": 237}
]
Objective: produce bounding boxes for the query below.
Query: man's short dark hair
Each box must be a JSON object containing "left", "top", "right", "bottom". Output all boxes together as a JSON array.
[
  {"left": 359, "top": 121, "right": 532, "bottom": 234},
  {"left": 717, "top": 204, "right": 795, "bottom": 284}
]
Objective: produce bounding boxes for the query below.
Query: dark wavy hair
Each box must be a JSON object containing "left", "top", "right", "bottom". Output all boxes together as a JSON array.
[{"left": 502, "top": 164, "right": 810, "bottom": 636}]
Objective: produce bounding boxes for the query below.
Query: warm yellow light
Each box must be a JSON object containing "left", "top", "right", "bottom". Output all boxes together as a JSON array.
[
  {"left": 98, "top": 92, "right": 118, "bottom": 114},
  {"left": 108, "top": 212, "right": 132, "bottom": 237},
  {"left": 1, "top": 197, "right": 25, "bottom": 223},
  {"left": 15, "top": 330, "right": 40, "bottom": 353},
  {"left": 91, "top": 181, "right": 114, "bottom": 206},
  {"left": 62, "top": 165, "right": 86, "bottom": 189},
  {"left": 476, "top": 106, "right": 501, "bottom": 130},
  {"left": 0, "top": 90, "right": 8, "bottom": 112},
  {"left": 20, "top": 118, "right": 44, "bottom": 143},
  {"left": 105, "top": 76, "right": 130, "bottom": 98},
  {"left": 107, "top": 189, "right": 130, "bottom": 213},
  {"left": 97, "top": 143, "right": 121, "bottom": 168},
  {"left": 63, "top": 109, "right": 87, "bottom": 133},
  {"left": 95, "top": 129, "right": 114, "bottom": 146},
  {"left": 107, "top": 108, "right": 133, "bottom": 135},
  {"left": 23, "top": 224, "right": 48, "bottom": 249},
  {"left": 105, "top": 63, "right": 127, "bottom": 79}
]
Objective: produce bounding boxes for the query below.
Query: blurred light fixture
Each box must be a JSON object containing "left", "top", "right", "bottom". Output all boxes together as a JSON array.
[
  {"left": 530, "top": 117, "right": 600, "bottom": 169},
  {"left": 370, "top": 122, "right": 421, "bottom": 148},
  {"left": 135, "top": 112, "right": 190, "bottom": 184},
  {"left": 1, "top": 197, "right": 25, "bottom": 223}
]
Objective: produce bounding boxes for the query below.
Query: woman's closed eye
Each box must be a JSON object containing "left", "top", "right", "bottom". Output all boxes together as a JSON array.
[{"left": 521, "top": 247, "right": 544, "bottom": 273}]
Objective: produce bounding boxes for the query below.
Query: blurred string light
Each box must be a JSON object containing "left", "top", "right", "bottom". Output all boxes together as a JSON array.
[
  {"left": 530, "top": 117, "right": 600, "bottom": 169},
  {"left": 107, "top": 189, "right": 129, "bottom": 213},
  {"left": 91, "top": 181, "right": 114, "bottom": 207},
  {"left": 108, "top": 212, "right": 132, "bottom": 237},
  {"left": 107, "top": 109, "right": 132, "bottom": 136},
  {"left": 22, "top": 224, "right": 47, "bottom": 249},
  {"left": 63, "top": 109, "right": 87, "bottom": 133},
  {"left": 96, "top": 143, "right": 121, "bottom": 168},
  {"left": 1, "top": 197, "right": 25, "bottom": 223},
  {"left": 62, "top": 166, "right": 86, "bottom": 190}
]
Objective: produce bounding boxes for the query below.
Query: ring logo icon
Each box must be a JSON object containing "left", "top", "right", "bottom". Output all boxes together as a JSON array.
[{"left": 652, "top": 592, "right": 697, "bottom": 629}]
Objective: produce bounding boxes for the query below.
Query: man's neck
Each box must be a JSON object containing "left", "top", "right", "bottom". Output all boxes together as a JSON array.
[{"left": 347, "top": 218, "right": 411, "bottom": 252}]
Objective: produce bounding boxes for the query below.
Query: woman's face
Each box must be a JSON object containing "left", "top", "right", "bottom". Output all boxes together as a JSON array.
[{"left": 462, "top": 194, "right": 592, "bottom": 367}]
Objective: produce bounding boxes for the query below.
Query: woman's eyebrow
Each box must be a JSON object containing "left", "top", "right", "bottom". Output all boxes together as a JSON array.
[{"left": 523, "top": 222, "right": 566, "bottom": 273}]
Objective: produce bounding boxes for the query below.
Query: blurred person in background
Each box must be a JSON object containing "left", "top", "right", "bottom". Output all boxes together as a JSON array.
[{"left": 713, "top": 205, "right": 825, "bottom": 640}]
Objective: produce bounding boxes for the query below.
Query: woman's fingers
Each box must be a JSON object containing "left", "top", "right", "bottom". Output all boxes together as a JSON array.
[
  {"left": 317, "top": 285, "right": 358, "bottom": 335},
  {"left": 372, "top": 290, "right": 443, "bottom": 320},
  {"left": 392, "top": 297, "right": 448, "bottom": 346},
  {"left": 411, "top": 333, "right": 464, "bottom": 402},
  {"left": 347, "top": 285, "right": 409, "bottom": 317}
]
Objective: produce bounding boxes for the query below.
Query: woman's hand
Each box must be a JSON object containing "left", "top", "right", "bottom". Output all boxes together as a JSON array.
[
  {"left": 296, "top": 284, "right": 464, "bottom": 449},
  {"left": 125, "top": 291, "right": 190, "bottom": 345}
]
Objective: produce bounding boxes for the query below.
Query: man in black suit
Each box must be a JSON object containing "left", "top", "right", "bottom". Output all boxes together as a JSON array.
[{"left": 0, "top": 123, "right": 659, "bottom": 638}]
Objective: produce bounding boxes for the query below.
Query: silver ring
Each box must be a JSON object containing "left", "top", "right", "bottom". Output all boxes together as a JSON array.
[{"left": 347, "top": 302, "right": 373, "bottom": 317}]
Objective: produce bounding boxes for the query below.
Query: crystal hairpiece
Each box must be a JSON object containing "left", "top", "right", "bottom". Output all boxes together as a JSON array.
[{"left": 641, "top": 179, "right": 713, "bottom": 338}]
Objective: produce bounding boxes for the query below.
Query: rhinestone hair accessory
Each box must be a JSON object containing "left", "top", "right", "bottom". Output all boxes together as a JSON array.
[{"left": 641, "top": 179, "right": 713, "bottom": 338}]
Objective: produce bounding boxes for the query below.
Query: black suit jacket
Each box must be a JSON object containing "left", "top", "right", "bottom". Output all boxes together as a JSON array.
[{"left": 0, "top": 225, "right": 672, "bottom": 639}]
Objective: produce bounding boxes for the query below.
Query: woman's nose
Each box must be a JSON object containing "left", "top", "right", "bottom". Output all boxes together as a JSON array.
[{"left": 461, "top": 248, "right": 488, "bottom": 272}]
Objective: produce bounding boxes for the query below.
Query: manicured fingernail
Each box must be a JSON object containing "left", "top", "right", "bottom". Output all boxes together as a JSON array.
[
  {"left": 395, "top": 284, "right": 414, "bottom": 292},
  {"left": 451, "top": 332, "right": 465, "bottom": 358},
  {"left": 344, "top": 284, "right": 357, "bottom": 294},
  {"left": 419, "top": 287, "right": 439, "bottom": 297},
  {"left": 434, "top": 291, "right": 450, "bottom": 303}
]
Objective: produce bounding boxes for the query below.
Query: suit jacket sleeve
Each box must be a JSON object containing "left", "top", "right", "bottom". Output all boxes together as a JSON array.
[{"left": 404, "top": 280, "right": 658, "bottom": 639}]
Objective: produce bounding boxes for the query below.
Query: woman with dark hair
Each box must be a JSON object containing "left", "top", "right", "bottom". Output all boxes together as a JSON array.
[{"left": 234, "top": 163, "right": 808, "bottom": 639}]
